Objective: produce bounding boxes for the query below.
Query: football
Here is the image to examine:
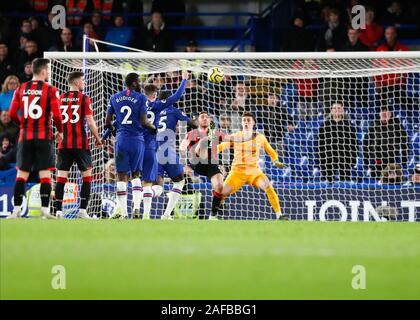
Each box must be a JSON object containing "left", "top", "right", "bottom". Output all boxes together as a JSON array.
[{"left": 208, "top": 67, "right": 224, "bottom": 83}]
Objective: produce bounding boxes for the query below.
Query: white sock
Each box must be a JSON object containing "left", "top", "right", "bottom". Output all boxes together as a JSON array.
[
  {"left": 275, "top": 211, "right": 282, "bottom": 219},
  {"left": 41, "top": 207, "right": 50, "bottom": 216},
  {"left": 152, "top": 185, "right": 163, "bottom": 197},
  {"left": 163, "top": 180, "right": 185, "bottom": 217},
  {"left": 143, "top": 186, "right": 153, "bottom": 217},
  {"left": 79, "top": 209, "right": 87, "bottom": 215},
  {"left": 116, "top": 181, "right": 128, "bottom": 216},
  {"left": 131, "top": 178, "right": 143, "bottom": 210}
]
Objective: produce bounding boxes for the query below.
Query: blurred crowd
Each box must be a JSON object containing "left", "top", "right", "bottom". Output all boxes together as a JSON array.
[
  {"left": 0, "top": 0, "right": 419, "bottom": 185},
  {"left": 1, "top": 1, "right": 418, "bottom": 84},
  {"left": 283, "top": 0, "right": 418, "bottom": 53}
]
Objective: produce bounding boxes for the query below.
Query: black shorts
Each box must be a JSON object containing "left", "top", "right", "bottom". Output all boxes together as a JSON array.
[
  {"left": 191, "top": 163, "right": 221, "bottom": 179},
  {"left": 17, "top": 140, "right": 55, "bottom": 172},
  {"left": 57, "top": 149, "right": 92, "bottom": 172}
]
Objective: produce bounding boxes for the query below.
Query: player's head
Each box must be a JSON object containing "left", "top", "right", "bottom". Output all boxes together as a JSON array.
[
  {"left": 241, "top": 112, "right": 255, "bottom": 131},
  {"left": 330, "top": 102, "right": 345, "bottom": 121},
  {"left": 235, "top": 81, "right": 247, "bottom": 97},
  {"left": 32, "top": 58, "right": 50, "bottom": 81},
  {"left": 125, "top": 73, "right": 141, "bottom": 92},
  {"left": 144, "top": 84, "right": 158, "bottom": 101},
  {"left": 198, "top": 111, "right": 209, "bottom": 128},
  {"left": 68, "top": 71, "right": 85, "bottom": 91},
  {"left": 380, "top": 106, "right": 392, "bottom": 124}
]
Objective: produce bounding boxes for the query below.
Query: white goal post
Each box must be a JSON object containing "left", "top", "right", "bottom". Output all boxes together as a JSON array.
[{"left": 44, "top": 51, "right": 420, "bottom": 221}]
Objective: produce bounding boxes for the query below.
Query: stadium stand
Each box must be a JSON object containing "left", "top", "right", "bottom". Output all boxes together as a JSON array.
[{"left": 0, "top": 0, "right": 419, "bottom": 193}]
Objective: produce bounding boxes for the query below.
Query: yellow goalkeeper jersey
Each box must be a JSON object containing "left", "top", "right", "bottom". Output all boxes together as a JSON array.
[{"left": 217, "top": 131, "right": 278, "bottom": 175}]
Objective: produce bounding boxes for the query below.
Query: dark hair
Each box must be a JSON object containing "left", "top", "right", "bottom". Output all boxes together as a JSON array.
[
  {"left": 330, "top": 8, "right": 341, "bottom": 17},
  {"left": 60, "top": 28, "right": 72, "bottom": 35},
  {"left": 198, "top": 111, "right": 208, "bottom": 117},
  {"left": 380, "top": 105, "right": 391, "bottom": 112},
  {"left": 28, "top": 16, "right": 40, "bottom": 23},
  {"left": 68, "top": 71, "right": 84, "bottom": 84},
  {"left": 158, "top": 90, "right": 171, "bottom": 100},
  {"left": 219, "top": 114, "right": 231, "bottom": 121},
  {"left": 242, "top": 112, "right": 255, "bottom": 121},
  {"left": 114, "top": 14, "right": 124, "bottom": 21},
  {"left": 144, "top": 84, "right": 158, "bottom": 96},
  {"left": 21, "top": 19, "right": 31, "bottom": 26},
  {"left": 32, "top": 58, "right": 50, "bottom": 75},
  {"left": 187, "top": 40, "right": 197, "bottom": 47},
  {"left": 125, "top": 73, "right": 139, "bottom": 87}
]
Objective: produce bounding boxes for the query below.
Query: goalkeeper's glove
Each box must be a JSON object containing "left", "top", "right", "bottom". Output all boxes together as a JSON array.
[
  {"left": 207, "top": 120, "right": 216, "bottom": 145},
  {"left": 273, "top": 160, "right": 287, "bottom": 169}
]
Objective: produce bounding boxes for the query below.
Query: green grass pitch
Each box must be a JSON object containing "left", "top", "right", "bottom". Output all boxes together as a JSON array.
[{"left": 1, "top": 219, "right": 420, "bottom": 300}]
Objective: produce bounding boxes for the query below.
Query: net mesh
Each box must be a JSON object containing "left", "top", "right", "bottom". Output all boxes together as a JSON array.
[{"left": 48, "top": 53, "right": 420, "bottom": 221}]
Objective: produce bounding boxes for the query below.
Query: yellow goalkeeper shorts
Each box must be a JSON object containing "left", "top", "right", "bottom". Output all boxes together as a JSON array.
[{"left": 224, "top": 171, "right": 266, "bottom": 194}]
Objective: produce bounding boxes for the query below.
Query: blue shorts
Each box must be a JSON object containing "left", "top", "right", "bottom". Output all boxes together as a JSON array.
[
  {"left": 157, "top": 153, "right": 184, "bottom": 180},
  {"left": 115, "top": 138, "right": 144, "bottom": 174},
  {"left": 142, "top": 148, "right": 158, "bottom": 182}
]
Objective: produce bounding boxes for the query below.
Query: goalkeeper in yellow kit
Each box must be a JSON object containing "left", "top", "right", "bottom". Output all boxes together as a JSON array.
[{"left": 216, "top": 112, "right": 287, "bottom": 220}]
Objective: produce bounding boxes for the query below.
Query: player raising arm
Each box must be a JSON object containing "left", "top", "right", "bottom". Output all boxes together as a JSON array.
[
  {"left": 54, "top": 71, "right": 102, "bottom": 219},
  {"left": 216, "top": 112, "right": 288, "bottom": 220},
  {"left": 7, "top": 58, "right": 63, "bottom": 219},
  {"left": 182, "top": 112, "right": 256, "bottom": 219},
  {"left": 155, "top": 89, "right": 198, "bottom": 220},
  {"left": 139, "top": 70, "right": 190, "bottom": 220},
  {"left": 105, "top": 73, "right": 156, "bottom": 219},
  {"left": 180, "top": 111, "right": 227, "bottom": 220}
]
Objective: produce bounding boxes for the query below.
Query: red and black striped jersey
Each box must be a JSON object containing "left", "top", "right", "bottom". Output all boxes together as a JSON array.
[
  {"left": 58, "top": 91, "right": 93, "bottom": 150},
  {"left": 186, "top": 128, "right": 225, "bottom": 163},
  {"left": 9, "top": 80, "right": 63, "bottom": 142}
]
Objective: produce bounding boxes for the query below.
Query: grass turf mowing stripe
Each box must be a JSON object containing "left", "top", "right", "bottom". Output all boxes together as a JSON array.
[{"left": 1, "top": 220, "right": 420, "bottom": 299}]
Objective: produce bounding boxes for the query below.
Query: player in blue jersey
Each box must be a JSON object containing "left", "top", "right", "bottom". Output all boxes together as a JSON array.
[
  {"left": 104, "top": 73, "right": 156, "bottom": 219},
  {"left": 137, "top": 71, "right": 190, "bottom": 220},
  {"left": 155, "top": 90, "right": 198, "bottom": 220}
]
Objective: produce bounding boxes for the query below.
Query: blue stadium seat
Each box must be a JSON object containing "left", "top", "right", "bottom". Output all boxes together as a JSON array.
[
  {"left": 407, "top": 73, "right": 420, "bottom": 98},
  {"left": 0, "top": 166, "right": 17, "bottom": 184}
]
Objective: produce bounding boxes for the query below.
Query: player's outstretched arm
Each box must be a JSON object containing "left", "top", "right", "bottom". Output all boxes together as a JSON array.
[
  {"left": 217, "top": 141, "right": 232, "bottom": 154},
  {"left": 180, "top": 134, "right": 194, "bottom": 176},
  {"left": 180, "top": 133, "right": 190, "bottom": 164},
  {"left": 86, "top": 115, "right": 103, "bottom": 147},
  {"left": 51, "top": 88, "right": 64, "bottom": 142},
  {"left": 222, "top": 131, "right": 255, "bottom": 143},
  {"left": 164, "top": 71, "right": 189, "bottom": 106},
  {"left": 262, "top": 136, "right": 286, "bottom": 168}
]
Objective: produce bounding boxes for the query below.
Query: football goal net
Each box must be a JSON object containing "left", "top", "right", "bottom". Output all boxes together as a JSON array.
[{"left": 44, "top": 51, "right": 420, "bottom": 222}]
